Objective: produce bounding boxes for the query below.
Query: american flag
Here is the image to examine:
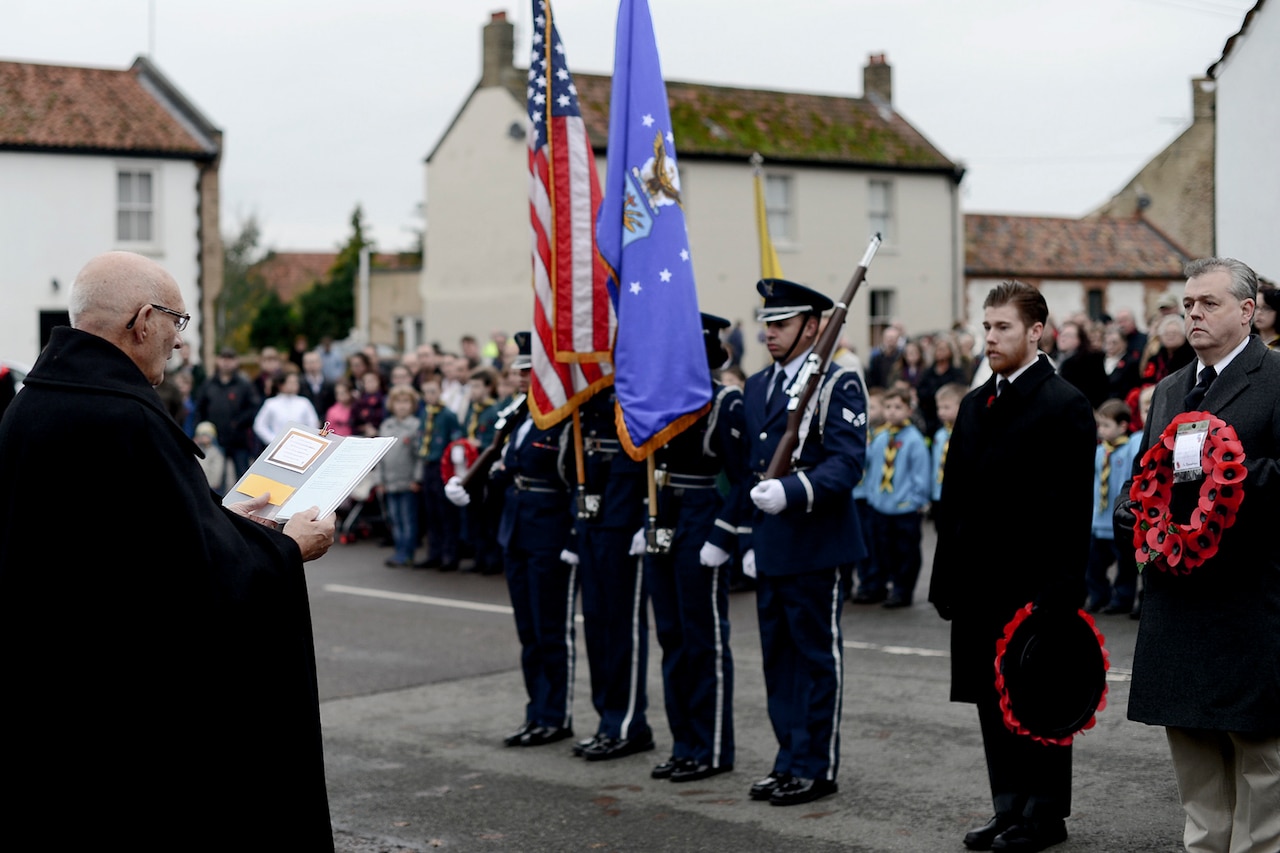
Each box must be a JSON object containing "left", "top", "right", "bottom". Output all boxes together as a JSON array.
[{"left": 526, "top": 0, "right": 614, "bottom": 428}]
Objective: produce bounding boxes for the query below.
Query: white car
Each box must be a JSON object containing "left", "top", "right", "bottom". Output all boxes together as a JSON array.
[{"left": 2, "top": 359, "right": 30, "bottom": 392}]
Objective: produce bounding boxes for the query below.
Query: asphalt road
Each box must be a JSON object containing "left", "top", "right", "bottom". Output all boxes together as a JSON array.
[{"left": 308, "top": 524, "right": 1187, "bottom": 853}]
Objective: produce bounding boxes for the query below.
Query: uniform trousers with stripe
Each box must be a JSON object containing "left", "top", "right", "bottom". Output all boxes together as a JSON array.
[
  {"left": 580, "top": 525, "right": 650, "bottom": 740},
  {"left": 646, "top": 496, "right": 734, "bottom": 769},
  {"left": 504, "top": 542, "right": 578, "bottom": 729},
  {"left": 756, "top": 565, "right": 848, "bottom": 781}
]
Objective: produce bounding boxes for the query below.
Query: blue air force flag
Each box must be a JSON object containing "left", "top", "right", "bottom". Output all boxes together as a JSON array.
[{"left": 596, "top": 0, "right": 711, "bottom": 460}]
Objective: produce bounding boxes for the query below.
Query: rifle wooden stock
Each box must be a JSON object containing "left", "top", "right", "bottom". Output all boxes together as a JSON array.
[
  {"left": 763, "top": 234, "right": 881, "bottom": 479},
  {"left": 461, "top": 394, "right": 528, "bottom": 490}
]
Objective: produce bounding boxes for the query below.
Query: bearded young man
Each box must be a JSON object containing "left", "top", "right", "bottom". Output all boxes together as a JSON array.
[{"left": 930, "top": 280, "right": 1096, "bottom": 853}]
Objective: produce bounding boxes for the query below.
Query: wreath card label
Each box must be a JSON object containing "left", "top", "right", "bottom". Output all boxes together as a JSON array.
[
  {"left": 1130, "top": 410, "right": 1246, "bottom": 574},
  {"left": 1172, "top": 419, "right": 1209, "bottom": 482}
]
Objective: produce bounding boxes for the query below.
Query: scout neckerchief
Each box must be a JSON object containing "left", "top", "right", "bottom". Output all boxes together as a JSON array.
[
  {"left": 419, "top": 403, "right": 442, "bottom": 457},
  {"left": 880, "top": 424, "right": 903, "bottom": 493},
  {"left": 466, "top": 397, "right": 496, "bottom": 439},
  {"left": 1098, "top": 433, "right": 1129, "bottom": 512}
]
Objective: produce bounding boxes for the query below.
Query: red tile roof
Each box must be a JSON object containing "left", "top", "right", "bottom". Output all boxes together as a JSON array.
[
  {"left": 966, "top": 214, "right": 1190, "bottom": 279},
  {"left": 251, "top": 253, "right": 338, "bottom": 303},
  {"left": 0, "top": 57, "right": 215, "bottom": 157},
  {"left": 251, "top": 252, "right": 421, "bottom": 302}
]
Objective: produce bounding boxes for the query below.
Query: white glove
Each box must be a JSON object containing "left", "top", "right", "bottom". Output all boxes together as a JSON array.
[
  {"left": 450, "top": 443, "right": 468, "bottom": 466},
  {"left": 560, "top": 549, "right": 580, "bottom": 566},
  {"left": 699, "top": 542, "right": 730, "bottom": 567},
  {"left": 629, "top": 527, "right": 647, "bottom": 556},
  {"left": 741, "top": 549, "right": 757, "bottom": 579},
  {"left": 750, "top": 479, "right": 787, "bottom": 515},
  {"left": 444, "top": 476, "right": 471, "bottom": 507}
]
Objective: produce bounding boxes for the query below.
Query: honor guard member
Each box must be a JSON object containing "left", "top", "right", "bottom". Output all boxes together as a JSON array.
[
  {"left": 568, "top": 388, "right": 654, "bottom": 761},
  {"left": 644, "top": 313, "right": 750, "bottom": 783},
  {"left": 446, "top": 332, "right": 578, "bottom": 747},
  {"left": 741, "top": 279, "right": 868, "bottom": 807}
]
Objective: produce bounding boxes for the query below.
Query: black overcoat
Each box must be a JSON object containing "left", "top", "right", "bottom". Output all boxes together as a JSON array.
[
  {"left": 929, "top": 354, "right": 1097, "bottom": 703},
  {"left": 0, "top": 328, "right": 333, "bottom": 850},
  {"left": 1125, "top": 336, "right": 1280, "bottom": 734}
]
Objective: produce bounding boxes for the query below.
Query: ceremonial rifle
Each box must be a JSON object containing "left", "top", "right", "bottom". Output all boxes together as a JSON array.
[
  {"left": 764, "top": 233, "right": 881, "bottom": 479},
  {"left": 460, "top": 393, "right": 528, "bottom": 491}
]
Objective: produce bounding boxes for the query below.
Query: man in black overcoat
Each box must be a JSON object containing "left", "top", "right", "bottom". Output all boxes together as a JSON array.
[
  {"left": 1117, "top": 257, "right": 1280, "bottom": 853},
  {"left": 930, "top": 281, "right": 1096, "bottom": 853},
  {"left": 0, "top": 251, "right": 336, "bottom": 851}
]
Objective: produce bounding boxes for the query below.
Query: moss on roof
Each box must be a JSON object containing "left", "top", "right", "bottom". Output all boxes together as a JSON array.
[{"left": 555, "top": 73, "right": 957, "bottom": 173}]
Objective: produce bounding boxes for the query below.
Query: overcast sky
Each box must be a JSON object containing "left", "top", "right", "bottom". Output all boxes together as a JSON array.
[{"left": 1, "top": 0, "right": 1254, "bottom": 255}]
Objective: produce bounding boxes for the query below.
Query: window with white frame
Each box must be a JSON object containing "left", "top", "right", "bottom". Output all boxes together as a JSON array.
[
  {"left": 117, "top": 169, "right": 155, "bottom": 243},
  {"left": 765, "top": 174, "right": 793, "bottom": 243},
  {"left": 869, "top": 288, "right": 895, "bottom": 343},
  {"left": 868, "top": 178, "right": 893, "bottom": 243}
]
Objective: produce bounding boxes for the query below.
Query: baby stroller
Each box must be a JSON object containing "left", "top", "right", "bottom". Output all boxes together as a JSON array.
[{"left": 337, "top": 470, "right": 387, "bottom": 545}]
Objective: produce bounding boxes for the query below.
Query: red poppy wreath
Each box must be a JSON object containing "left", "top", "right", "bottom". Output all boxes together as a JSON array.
[
  {"left": 993, "top": 603, "right": 1110, "bottom": 747},
  {"left": 1130, "top": 411, "right": 1246, "bottom": 573}
]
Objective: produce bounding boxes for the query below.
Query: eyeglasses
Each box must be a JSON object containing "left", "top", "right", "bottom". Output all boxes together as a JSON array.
[{"left": 126, "top": 303, "right": 190, "bottom": 333}]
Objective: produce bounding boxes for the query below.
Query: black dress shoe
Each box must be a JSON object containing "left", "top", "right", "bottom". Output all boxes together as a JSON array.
[
  {"left": 769, "top": 776, "right": 837, "bottom": 806},
  {"left": 991, "top": 819, "right": 1067, "bottom": 852},
  {"left": 748, "top": 771, "right": 792, "bottom": 801},
  {"left": 852, "top": 591, "right": 887, "bottom": 604},
  {"left": 882, "top": 596, "right": 911, "bottom": 609},
  {"left": 572, "top": 734, "right": 603, "bottom": 757},
  {"left": 669, "top": 762, "right": 732, "bottom": 783},
  {"left": 651, "top": 756, "right": 694, "bottom": 779},
  {"left": 502, "top": 721, "right": 536, "bottom": 747},
  {"left": 581, "top": 733, "right": 655, "bottom": 761},
  {"left": 517, "top": 725, "right": 573, "bottom": 747},
  {"left": 963, "top": 814, "right": 1017, "bottom": 850},
  {"left": 437, "top": 561, "right": 459, "bottom": 572},
  {"left": 413, "top": 558, "right": 440, "bottom": 569}
]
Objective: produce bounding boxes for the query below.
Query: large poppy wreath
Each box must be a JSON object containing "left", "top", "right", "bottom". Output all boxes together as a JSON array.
[
  {"left": 993, "top": 603, "right": 1110, "bottom": 747},
  {"left": 1130, "top": 411, "right": 1246, "bottom": 573}
]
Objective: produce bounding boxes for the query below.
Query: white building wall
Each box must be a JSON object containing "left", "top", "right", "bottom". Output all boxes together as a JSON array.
[
  {"left": 421, "top": 87, "right": 533, "bottom": 351},
  {"left": 422, "top": 90, "right": 960, "bottom": 374},
  {"left": 0, "top": 151, "right": 203, "bottom": 363},
  {"left": 1215, "top": 4, "right": 1280, "bottom": 281}
]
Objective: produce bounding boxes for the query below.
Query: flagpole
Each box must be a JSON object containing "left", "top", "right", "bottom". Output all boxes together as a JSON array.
[
  {"left": 572, "top": 408, "right": 590, "bottom": 518},
  {"left": 644, "top": 455, "right": 660, "bottom": 551}
]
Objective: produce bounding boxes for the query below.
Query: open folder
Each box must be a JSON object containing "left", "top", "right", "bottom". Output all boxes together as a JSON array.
[{"left": 221, "top": 421, "right": 396, "bottom": 523}]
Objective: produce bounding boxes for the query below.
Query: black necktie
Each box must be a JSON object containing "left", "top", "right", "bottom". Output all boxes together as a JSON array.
[
  {"left": 997, "top": 378, "right": 1010, "bottom": 398},
  {"left": 767, "top": 369, "right": 788, "bottom": 417},
  {"left": 1183, "top": 366, "right": 1217, "bottom": 411}
]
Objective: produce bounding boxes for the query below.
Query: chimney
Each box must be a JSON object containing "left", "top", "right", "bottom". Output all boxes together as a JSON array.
[
  {"left": 863, "top": 53, "right": 892, "bottom": 105},
  {"left": 1192, "top": 76, "right": 1216, "bottom": 123},
  {"left": 481, "top": 10, "right": 514, "bottom": 88}
]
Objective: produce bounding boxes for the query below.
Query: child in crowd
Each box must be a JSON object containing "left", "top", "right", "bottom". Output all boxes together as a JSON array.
[
  {"left": 852, "top": 387, "right": 886, "bottom": 604},
  {"left": 1121, "top": 386, "right": 1157, "bottom": 619},
  {"left": 416, "top": 378, "right": 463, "bottom": 570},
  {"left": 863, "top": 387, "right": 931, "bottom": 608},
  {"left": 376, "top": 385, "right": 424, "bottom": 568},
  {"left": 929, "top": 383, "right": 967, "bottom": 532},
  {"left": 459, "top": 367, "right": 502, "bottom": 574},
  {"left": 252, "top": 365, "right": 319, "bottom": 447},
  {"left": 1086, "top": 398, "right": 1141, "bottom": 614},
  {"left": 351, "top": 369, "right": 387, "bottom": 438},
  {"left": 324, "top": 380, "right": 354, "bottom": 437},
  {"left": 194, "top": 421, "right": 234, "bottom": 495},
  {"left": 462, "top": 366, "right": 500, "bottom": 446}
]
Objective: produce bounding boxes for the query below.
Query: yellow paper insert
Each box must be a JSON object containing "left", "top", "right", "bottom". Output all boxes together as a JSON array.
[{"left": 236, "top": 473, "right": 297, "bottom": 506}]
